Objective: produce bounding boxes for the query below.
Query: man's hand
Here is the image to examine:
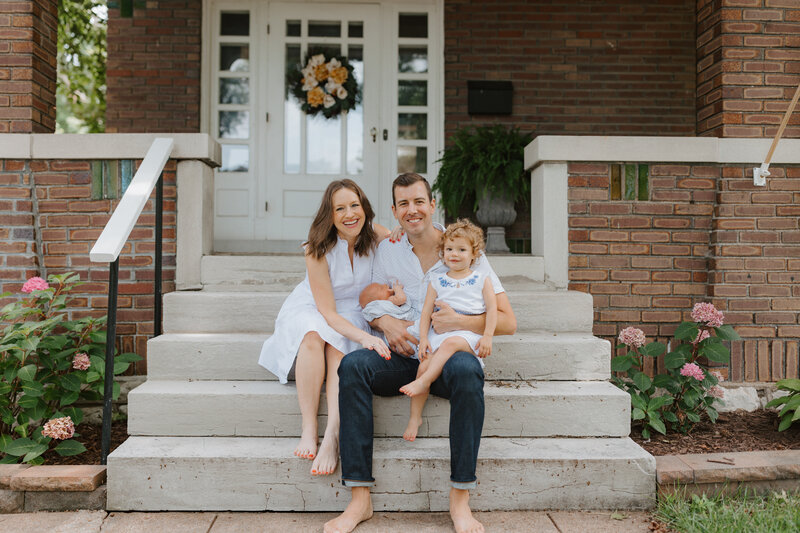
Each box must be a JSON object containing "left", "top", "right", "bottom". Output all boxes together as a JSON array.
[
  {"left": 389, "top": 281, "right": 407, "bottom": 306},
  {"left": 431, "top": 301, "right": 474, "bottom": 334},
  {"left": 371, "top": 315, "right": 417, "bottom": 357}
]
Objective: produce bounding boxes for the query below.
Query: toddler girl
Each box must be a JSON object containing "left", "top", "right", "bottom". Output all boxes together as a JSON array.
[{"left": 399, "top": 219, "right": 497, "bottom": 441}]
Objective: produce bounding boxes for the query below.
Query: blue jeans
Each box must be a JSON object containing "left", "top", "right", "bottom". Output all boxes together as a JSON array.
[{"left": 338, "top": 348, "right": 485, "bottom": 489}]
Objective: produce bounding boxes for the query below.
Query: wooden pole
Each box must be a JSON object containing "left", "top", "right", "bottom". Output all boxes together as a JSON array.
[{"left": 763, "top": 82, "right": 800, "bottom": 166}]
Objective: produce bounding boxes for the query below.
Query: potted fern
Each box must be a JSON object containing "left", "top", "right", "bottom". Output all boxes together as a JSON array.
[{"left": 433, "top": 125, "right": 532, "bottom": 252}]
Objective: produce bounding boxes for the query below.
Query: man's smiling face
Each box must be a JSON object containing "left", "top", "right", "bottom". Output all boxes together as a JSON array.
[{"left": 391, "top": 181, "right": 436, "bottom": 237}]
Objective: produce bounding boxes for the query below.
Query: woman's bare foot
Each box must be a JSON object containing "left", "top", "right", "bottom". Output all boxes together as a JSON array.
[
  {"left": 294, "top": 427, "right": 318, "bottom": 460},
  {"left": 450, "top": 488, "right": 484, "bottom": 533},
  {"left": 403, "top": 415, "right": 422, "bottom": 441},
  {"left": 399, "top": 378, "right": 429, "bottom": 397},
  {"left": 324, "top": 486, "right": 373, "bottom": 533},
  {"left": 311, "top": 433, "right": 338, "bottom": 475}
]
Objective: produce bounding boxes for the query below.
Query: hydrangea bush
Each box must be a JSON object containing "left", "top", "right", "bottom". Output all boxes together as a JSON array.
[
  {"left": 611, "top": 303, "right": 741, "bottom": 439},
  {"left": 0, "top": 273, "right": 141, "bottom": 464}
]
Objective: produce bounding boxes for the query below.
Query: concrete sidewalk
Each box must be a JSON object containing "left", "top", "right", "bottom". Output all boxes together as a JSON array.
[{"left": 0, "top": 510, "right": 659, "bottom": 532}]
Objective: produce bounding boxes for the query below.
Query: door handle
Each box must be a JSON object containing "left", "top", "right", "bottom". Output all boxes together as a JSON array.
[
  {"left": 370, "top": 127, "right": 377, "bottom": 142},
  {"left": 383, "top": 129, "right": 388, "bottom": 141}
]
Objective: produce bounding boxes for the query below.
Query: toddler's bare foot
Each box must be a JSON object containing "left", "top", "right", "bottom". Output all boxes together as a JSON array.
[
  {"left": 311, "top": 433, "right": 338, "bottom": 476},
  {"left": 403, "top": 416, "right": 423, "bottom": 441},
  {"left": 294, "top": 428, "right": 318, "bottom": 459},
  {"left": 324, "top": 487, "right": 373, "bottom": 533},
  {"left": 399, "top": 378, "right": 429, "bottom": 398}
]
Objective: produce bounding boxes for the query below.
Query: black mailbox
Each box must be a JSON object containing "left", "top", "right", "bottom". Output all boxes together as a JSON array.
[{"left": 467, "top": 80, "right": 513, "bottom": 115}]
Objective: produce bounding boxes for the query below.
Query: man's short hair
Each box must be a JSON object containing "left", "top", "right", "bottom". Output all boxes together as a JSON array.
[{"left": 392, "top": 173, "right": 432, "bottom": 205}]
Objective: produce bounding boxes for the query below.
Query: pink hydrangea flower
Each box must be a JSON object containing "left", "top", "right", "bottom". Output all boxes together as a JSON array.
[
  {"left": 618, "top": 327, "right": 646, "bottom": 348},
  {"left": 709, "top": 385, "right": 725, "bottom": 399},
  {"left": 710, "top": 370, "right": 724, "bottom": 383},
  {"left": 693, "top": 330, "right": 711, "bottom": 344},
  {"left": 680, "top": 362, "right": 705, "bottom": 381},
  {"left": 691, "top": 302, "right": 724, "bottom": 328},
  {"left": 21, "top": 276, "right": 49, "bottom": 293},
  {"left": 72, "top": 352, "right": 91, "bottom": 371},
  {"left": 42, "top": 416, "right": 75, "bottom": 440}
]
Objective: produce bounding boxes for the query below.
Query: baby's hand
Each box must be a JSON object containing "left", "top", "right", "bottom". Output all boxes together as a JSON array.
[
  {"left": 417, "top": 340, "right": 431, "bottom": 361},
  {"left": 389, "top": 281, "right": 407, "bottom": 306},
  {"left": 477, "top": 335, "right": 492, "bottom": 358}
]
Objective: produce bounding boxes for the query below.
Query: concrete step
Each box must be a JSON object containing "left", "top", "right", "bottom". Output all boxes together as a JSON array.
[
  {"left": 201, "top": 254, "right": 545, "bottom": 290},
  {"left": 162, "top": 289, "right": 594, "bottom": 334},
  {"left": 106, "top": 436, "right": 655, "bottom": 511},
  {"left": 146, "top": 332, "right": 610, "bottom": 382},
  {"left": 126, "top": 380, "right": 630, "bottom": 438}
]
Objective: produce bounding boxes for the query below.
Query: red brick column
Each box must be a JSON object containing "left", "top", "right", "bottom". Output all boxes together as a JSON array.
[
  {"left": 106, "top": 1, "right": 201, "bottom": 132},
  {"left": 697, "top": 0, "right": 800, "bottom": 137},
  {"left": 0, "top": 0, "right": 57, "bottom": 133}
]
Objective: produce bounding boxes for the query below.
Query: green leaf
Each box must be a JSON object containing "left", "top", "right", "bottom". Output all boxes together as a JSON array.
[
  {"left": 706, "top": 406, "right": 719, "bottom": 423},
  {"left": 652, "top": 374, "right": 674, "bottom": 389},
  {"left": 90, "top": 356, "right": 104, "bottom": 376},
  {"left": 18, "top": 395, "right": 43, "bottom": 410},
  {"left": 778, "top": 415, "right": 793, "bottom": 432},
  {"left": 63, "top": 407, "right": 84, "bottom": 426},
  {"left": 611, "top": 355, "right": 634, "bottom": 373},
  {"left": 640, "top": 342, "right": 666, "bottom": 358},
  {"left": 648, "top": 395, "right": 673, "bottom": 411},
  {"left": 683, "top": 388, "right": 700, "bottom": 408},
  {"left": 641, "top": 427, "right": 651, "bottom": 440},
  {"left": 632, "top": 372, "right": 652, "bottom": 392},
  {"left": 664, "top": 351, "right": 688, "bottom": 370},
  {"left": 54, "top": 439, "right": 87, "bottom": 457},
  {"left": 702, "top": 342, "right": 730, "bottom": 363},
  {"left": 776, "top": 379, "right": 800, "bottom": 392},
  {"left": 630, "top": 393, "right": 647, "bottom": 411},
  {"left": 86, "top": 371, "right": 101, "bottom": 383},
  {"left": 113, "top": 361, "right": 130, "bottom": 375},
  {"left": 778, "top": 395, "right": 800, "bottom": 417},
  {"left": 0, "top": 433, "right": 13, "bottom": 453},
  {"left": 60, "top": 373, "right": 81, "bottom": 392},
  {"left": 686, "top": 411, "right": 701, "bottom": 423},
  {"left": 632, "top": 408, "right": 645, "bottom": 420},
  {"left": 0, "top": 382, "right": 11, "bottom": 395},
  {"left": 21, "top": 381, "right": 44, "bottom": 398},
  {"left": 21, "top": 443, "right": 49, "bottom": 464},
  {"left": 674, "top": 322, "right": 699, "bottom": 342},
  {"left": 663, "top": 411, "right": 679, "bottom": 423},
  {"left": 89, "top": 331, "right": 106, "bottom": 343},
  {"left": 17, "top": 364, "right": 38, "bottom": 382},
  {"left": 59, "top": 390, "right": 79, "bottom": 407},
  {"left": 112, "top": 381, "right": 120, "bottom": 400},
  {"left": 4, "top": 437, "right": 40, "bottom": 456},
  {"left": 647, "top": 414, "right": 667, "bottom": 435},
  {"left": 766, "top": 396, "right": 790, "bottom": 408},
  {"left": 0, "top": 454, "right": 20, "bottom": 464},
  {"left": 115, "top": 352, "right": 143, "bottom": 363},
  {"left": 714, "top": 325, "right": 740, "bottom": 341}
]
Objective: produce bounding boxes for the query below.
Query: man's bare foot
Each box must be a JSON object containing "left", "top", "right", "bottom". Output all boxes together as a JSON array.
[
  {"left": 324, "top": 486, "right": 373, "bottom": 533},
  {"left": 403, "top": 415, "right": 422, "bottom": 441},
  {"left": 399, "top": 378, "right": 429, "bottom": 397},
  {"left": 311, "top": 433, "right": 338, "bottom": 475},
  {"left": 294, "top": 427, "right": 318, "bottom": 459},
  {"left": 450, "top": 487, "right": 484, "bottom": 533}
]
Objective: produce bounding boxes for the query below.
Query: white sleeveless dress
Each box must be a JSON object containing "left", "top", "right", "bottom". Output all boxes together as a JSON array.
[
  {"left": 426, "top": 271, "right": 487, "bottom": 365},
  {"left": 258, "top": 237, "right": 374, "bottom": 383}
]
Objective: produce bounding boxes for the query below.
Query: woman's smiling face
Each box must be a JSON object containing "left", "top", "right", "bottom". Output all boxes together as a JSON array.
[{"left": 332, "top": 187, "right": 366, "bottom": 239}]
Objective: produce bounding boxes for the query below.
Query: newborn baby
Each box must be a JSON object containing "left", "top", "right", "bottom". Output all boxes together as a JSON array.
[{"left": 359, "top": 281, "right": 417, "bottom": 323}]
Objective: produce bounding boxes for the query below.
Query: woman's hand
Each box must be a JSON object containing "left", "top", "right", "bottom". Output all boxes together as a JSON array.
[
  {"left": 388, "top": 225, "right": 404, "bottom": 243},
  {"left": 361, "top": 334, "right": 391, "bottom": 360}
]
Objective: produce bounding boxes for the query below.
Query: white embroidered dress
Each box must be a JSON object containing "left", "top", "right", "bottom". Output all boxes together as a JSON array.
[
  {"left": 258, "top": 237, "right": 374, "bottom": 383},
  {"left": 425, "top": 270, "right": 488, "bottom": 360}
]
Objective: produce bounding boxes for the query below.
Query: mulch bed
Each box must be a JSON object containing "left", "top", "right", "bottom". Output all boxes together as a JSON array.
[
  {"left": 631, "top": 410, "right": 800, "bottom": 456},
  {"left": 42, "top": 422, "right": 128, "bottom": 465}
]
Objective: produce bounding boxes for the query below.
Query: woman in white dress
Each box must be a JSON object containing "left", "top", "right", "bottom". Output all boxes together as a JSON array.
[{"left": 258, "top": 179, "right": 390, "bottom": 477}]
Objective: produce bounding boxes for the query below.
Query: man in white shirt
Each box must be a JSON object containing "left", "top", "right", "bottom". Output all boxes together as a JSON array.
[{"left": 325, "top": 173, "right": 517, "bottom": 533}]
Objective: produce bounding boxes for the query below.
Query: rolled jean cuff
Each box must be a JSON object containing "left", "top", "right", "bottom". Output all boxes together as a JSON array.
[
  {"left": 451, "top": 480, "right": 477, "bottom": 490},
  {"left": 342, "top": 479, "right": 374, "bottom": 488}
]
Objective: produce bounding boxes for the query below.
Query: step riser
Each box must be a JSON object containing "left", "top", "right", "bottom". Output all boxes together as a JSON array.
[
  {"left": 106, "top": 437, "right": 655, "bottom": 511},
  {"left": 126, "top": 383, "right": 630, "bottom": 438},
  {"left": 162, "top": 292, "right": 594, "bottom": 334},
  {"left": 200, "top": 255, "right": 546, "bottom": 287},
  {"left": 146, "top": 334, "right": 611, "bottom": 382}
]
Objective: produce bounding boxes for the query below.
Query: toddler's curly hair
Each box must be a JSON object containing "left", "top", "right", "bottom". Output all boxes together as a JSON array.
[{"left": 438, "top": 219, "right": 485, "bottom": 265}]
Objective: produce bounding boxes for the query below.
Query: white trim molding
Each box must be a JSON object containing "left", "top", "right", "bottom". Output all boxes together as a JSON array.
[{"left": 523, "top": 135, "right": 800, "bottom": 290}]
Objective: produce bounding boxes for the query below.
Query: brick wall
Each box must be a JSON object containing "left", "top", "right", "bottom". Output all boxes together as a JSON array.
[
  {"left": 0, "top": 159, "right": 177, "bottom": 374},
  {"left": 697, "top": 0, "right": 800, "bottom": 137},
  {"left": 568, "top": 161, "right": 800, "bottom": 382},
  {"left": 444, "top": 0, "right": 696, "bottom": 140},
  {"left": 0, "top": 0, "right": 57, "bottom": 133},
  {"left": 105, "top": 1, "right": 201, "bottom": 132}
]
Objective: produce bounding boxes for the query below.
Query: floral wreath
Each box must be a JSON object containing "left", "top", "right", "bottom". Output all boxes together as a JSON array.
[{"left": 289, "top": 49, "right": 359, "bottom": 119}]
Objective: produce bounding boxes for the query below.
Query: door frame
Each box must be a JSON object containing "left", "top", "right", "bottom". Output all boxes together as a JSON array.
[{"left": 202, "top": 0, "right": 445, "bottom": 251}]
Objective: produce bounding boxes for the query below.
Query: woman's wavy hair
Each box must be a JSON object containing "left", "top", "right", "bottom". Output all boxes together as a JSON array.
[
  {"left": 305, "top": 179, "right": 378, "bottom": 259},
  {"left": 438, "top": 219, "right": 485, "bottom": 266}
]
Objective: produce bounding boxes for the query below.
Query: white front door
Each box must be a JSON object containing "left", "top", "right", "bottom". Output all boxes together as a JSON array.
[
  {"left": 208, "top": 0, "right": 442, "bottom": 250},
  {"left": 258, "top": 3, "right": 380, "bottom": 241}
]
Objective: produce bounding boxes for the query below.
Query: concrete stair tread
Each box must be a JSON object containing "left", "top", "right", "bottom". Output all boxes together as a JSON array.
[
  {"left": 126, "top": 380, "right": 630, "bottom": 438},
  {"left": 146, "top": 331, "right": 611, "bottom": 381},
  {"left": 107, "top": 436, "right": 655, "bottom": 511}
]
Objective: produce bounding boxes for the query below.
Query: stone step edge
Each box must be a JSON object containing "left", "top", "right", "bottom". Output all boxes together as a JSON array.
[
  {"left": 656, "top": 450, "right": 800, "bottom": 497},
  {"left": 0, "top": 464, "right": 106, "bottom": 492}
]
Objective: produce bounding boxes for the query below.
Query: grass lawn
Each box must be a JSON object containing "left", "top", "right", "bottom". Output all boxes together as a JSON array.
[{"left": 656, "top": 490, "right": 800, "bottom": 533}]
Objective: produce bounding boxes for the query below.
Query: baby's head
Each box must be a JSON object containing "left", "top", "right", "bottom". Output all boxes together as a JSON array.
[
  {"left": 359, "top": 282, "right": 393, "bottom": 308},
  {"left": 438, "top": 219, "right": 485, "bottom": 268}
]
